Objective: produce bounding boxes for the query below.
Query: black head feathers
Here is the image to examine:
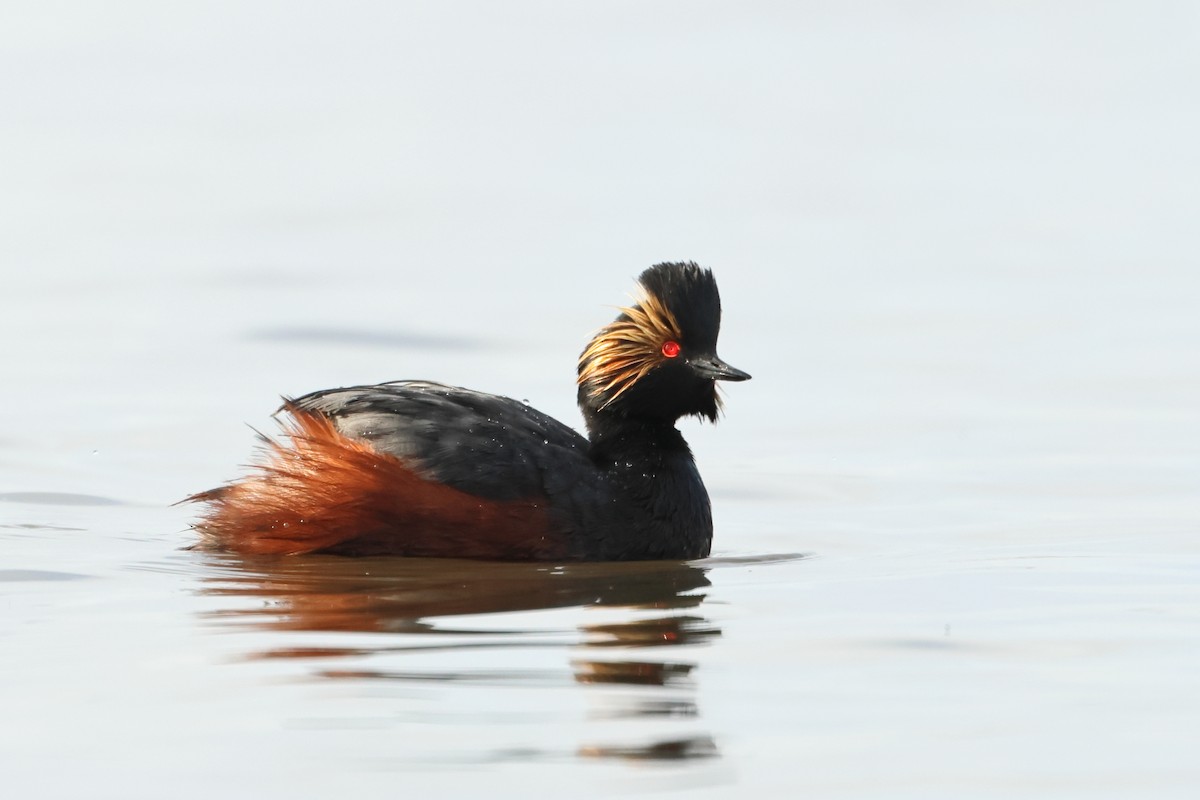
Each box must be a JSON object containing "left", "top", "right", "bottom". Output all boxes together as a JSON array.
[{"left": 577, "top": 262, "right": 747, "bottom": 427}]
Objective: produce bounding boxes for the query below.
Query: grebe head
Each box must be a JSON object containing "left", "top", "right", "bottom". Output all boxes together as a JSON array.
[{"left": 577, "top": 261, "right": 750, "bottom": 426}]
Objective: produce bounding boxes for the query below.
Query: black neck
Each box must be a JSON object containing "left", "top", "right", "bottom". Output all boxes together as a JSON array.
[
  {"left": 581, "top": 407, "right": 689, "bottom": 456},
  {"left": 576, "top": 404, "right": 710, "bottom": 560}
]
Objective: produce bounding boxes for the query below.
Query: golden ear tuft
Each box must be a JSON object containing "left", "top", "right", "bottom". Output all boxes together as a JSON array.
[{"left": 578, "top": 289, "right": 683, "bottom": 408}]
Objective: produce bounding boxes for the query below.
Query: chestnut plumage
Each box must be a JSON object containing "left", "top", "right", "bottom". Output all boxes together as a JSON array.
[{"left": 189, "top": 261, "right": 750, "bottom": 561}]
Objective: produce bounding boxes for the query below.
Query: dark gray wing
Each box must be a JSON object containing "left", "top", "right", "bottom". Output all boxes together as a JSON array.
[{"left": 286, "top": 380, "right": 592, "bottom": 502}]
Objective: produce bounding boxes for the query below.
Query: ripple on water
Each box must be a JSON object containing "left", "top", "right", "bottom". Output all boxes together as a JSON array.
[
  {"left": 0, "top": 569, "right": 94, "bottom": 582},
  {"left": 0, "top": 492, "right": 125, "bottom": 506}
]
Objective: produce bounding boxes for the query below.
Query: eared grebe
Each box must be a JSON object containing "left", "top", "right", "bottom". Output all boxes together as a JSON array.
[{"left": 189, "top": 261, "right": 749, "bottom": 560}]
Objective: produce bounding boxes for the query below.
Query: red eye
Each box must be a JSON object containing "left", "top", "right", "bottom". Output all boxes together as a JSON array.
[{"left": 661, "top": 340, "right": 681, "bottom": 358}]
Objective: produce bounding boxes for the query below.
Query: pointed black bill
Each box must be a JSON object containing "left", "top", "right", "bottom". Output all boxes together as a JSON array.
[{"left": 689, "top": 355, "right": 751, "bottom": 382}]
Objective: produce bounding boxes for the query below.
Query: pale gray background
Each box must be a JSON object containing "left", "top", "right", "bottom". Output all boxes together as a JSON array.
[{"left": 2, "top": 3, "right": 1198, "bottom": 798}]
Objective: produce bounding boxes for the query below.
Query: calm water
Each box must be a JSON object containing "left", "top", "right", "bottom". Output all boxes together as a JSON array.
[{"left": 3, "top": 4, "right": 1199, "bottom": 798}]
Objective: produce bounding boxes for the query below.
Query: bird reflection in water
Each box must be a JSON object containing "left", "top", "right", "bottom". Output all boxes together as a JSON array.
[{"left": 197, "top": 553, "right": 721, "bottom": 763}]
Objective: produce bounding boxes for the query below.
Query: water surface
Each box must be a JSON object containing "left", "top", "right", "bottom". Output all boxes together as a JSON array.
[{"left": 3, "top": 3, "right": 1199, "bottom": 798}]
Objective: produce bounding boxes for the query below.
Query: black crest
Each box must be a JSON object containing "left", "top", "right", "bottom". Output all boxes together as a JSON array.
[{"left": 636, "top": 262, "right": 722, "bottom": 352}]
